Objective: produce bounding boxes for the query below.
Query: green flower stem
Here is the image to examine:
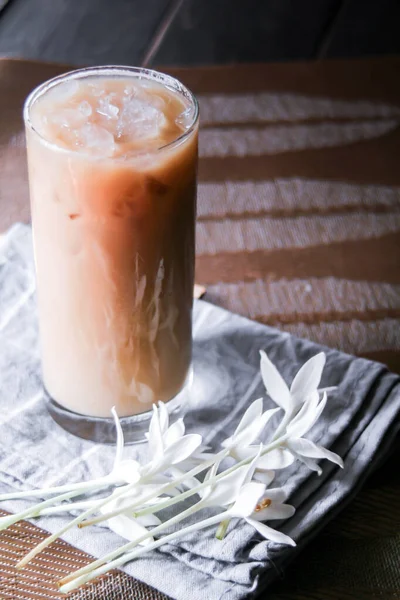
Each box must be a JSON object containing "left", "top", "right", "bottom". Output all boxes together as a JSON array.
[
  {"left": 0, "top": 490, "right": 85, "bottom": 531},
  {"left": 215, "top": 519, "right": 230, "bottom": 540},
  {"left": 60, "top": 498, "right": 209, "bottom": 587},
  {"left": 16, "top": 479, "right": 140, "bottom": 568},
  {"left": 79, "top": 450, "right": 229, "bottom": 528},
  {"left": 60, "top": 509, "right": 228, "bottom": 593},
  {"left": 0, "top": 476, "right": 114, "bottom": 502},
  {"left": 17, "top": 433, "right": 288, "bottom": 570},
  {"left": 16, "top": 451, "right": 227, "bottom": 568},
  {"left": 38, "top": 500, "right": 95, "bottom": 516},
  {"left": 85, "top": 435, "right": 288, "bottom": 527}
]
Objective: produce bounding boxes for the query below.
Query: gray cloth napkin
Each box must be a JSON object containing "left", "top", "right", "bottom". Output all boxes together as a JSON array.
[{"left": 0, "top": 223, "right": 399, "bottom": 600}]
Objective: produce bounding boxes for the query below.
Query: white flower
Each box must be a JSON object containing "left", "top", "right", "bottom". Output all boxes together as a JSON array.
[
  {"left": 143, "top": 403, "right": 202, "bottom": 476},
  {"left": 233, "top": 444, "right": 294, "bottom": 471},
  {"left": 222, "top": 398, "right": 280, "bottom": 451},
  {"left": 245, "top": 487, "right": 296, "bottom": 546},
  {"left": 1, "top": 348, "right": 345, "bottom": 592},
  {"left": 200, "top": 463, "right": 254, "bottom": 509},
  {"left": 234, "top": 392, "right": 343, "bottom": 475},
  {"left": 222, "top": 482, "right": 295, "bottom": 546},
  {"left": 284, "top": 391, "right": 344, "bottom": 475},
  {"left": 99, "top": 489, "right": 161, "bottom": 545},
  {"left": 226, "top": 481, "right": 267, "bottom": 518},
  {"left": 109, "top": 406, "right": 143, "bottom": 484},
  {"left": 260, "top": 351, "right": 326, "bottom": 415}
]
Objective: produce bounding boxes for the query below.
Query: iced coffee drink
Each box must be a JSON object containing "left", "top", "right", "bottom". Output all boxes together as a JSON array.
[{"left": 24, "top": 67, "right": 198, "bottom": 431}]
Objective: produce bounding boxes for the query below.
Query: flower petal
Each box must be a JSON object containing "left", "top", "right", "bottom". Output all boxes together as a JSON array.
[
  {"left": 251, "top": 502, "right": 295, "bottom": 521},
  {"left": 243, "top": 445, "right": 264, "bottom": 484},
  {"left": 246, "top": 518, "right": 296, "bottom": 546},
  {"left": 107, "top": 514, "right": 153, "bottom": 544},
  {"left": 163, "top": 419, "right": 185, "bottom": 447},
  {"left": 139, "top": 513, "right": 161, "bottom": 527},
  {"left": 253, "top": 470, "right": 275, "bottom": 486},
  {"left": 287, "top": 392, "right": 327, "bottom": 439},
  {"left": 288, "top": 390, "right": 319, "bottom": 429},
  {"left": 162, "top": 434, "right": 202, "bottom": 467},
  {"left": 202, "top": 464, "right": 251, "bottom": 507},
  {"left": 148, "top": 405, "right": 164, "bottom": 461},
  {"left": 169, "top": 467, "right": 201, "bottom": 490},
  {"left": 223, "top": 408, "right": 280, "bottom": 449},
  {"left": 234, "top": 446, "right": 295, "bottom": 470},
  {"left": 288, "top": 438, "right": 343, "bottom": 468},
  {"left": 232, "top": 398, "right": 263, "bottom": 437},
  {"left": 231, "top": 446, "right": 258, "bottom": 461},
  {"left": 260, "top": 351, "right": 292, "bottom": 412},
  {"left": 290, "top": 353, "right": 326, "bottom": 406},
  {"left": 229, "top": 482, "right": 266, "bottom": 517},
  {"left": 112, "top": 459, "right": 141, "bottom": 484},
  {"left": 293, "top": 453, "right": 323, "bottom": 475},
  {"left": 261, "top": 487, "right": 287, "bottom": 503},
  {"left": 158, "top": 402, "right": 169, "bottom": 433}
]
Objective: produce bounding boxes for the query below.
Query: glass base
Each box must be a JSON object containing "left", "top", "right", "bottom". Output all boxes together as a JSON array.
[{"left": 46, "top": 368, "right": 193, "bottom": 445}]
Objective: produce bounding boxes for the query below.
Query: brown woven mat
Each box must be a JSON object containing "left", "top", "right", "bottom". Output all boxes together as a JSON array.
[{"left": 0, "top": 57, "right": 399, "bottom": 599}]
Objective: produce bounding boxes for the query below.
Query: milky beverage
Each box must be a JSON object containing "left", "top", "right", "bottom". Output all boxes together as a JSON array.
[{"left": 25, "top": 70, "right": 198, "bottom": 418}]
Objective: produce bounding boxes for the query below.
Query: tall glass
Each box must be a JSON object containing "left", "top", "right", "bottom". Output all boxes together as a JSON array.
[{"left": 23, "top": 66, "right": 199, "bottom": 443}]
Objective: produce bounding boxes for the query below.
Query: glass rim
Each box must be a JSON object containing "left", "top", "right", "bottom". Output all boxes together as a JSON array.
[{"left": 23, "top": 65, "right": 199, "bottom": 159}]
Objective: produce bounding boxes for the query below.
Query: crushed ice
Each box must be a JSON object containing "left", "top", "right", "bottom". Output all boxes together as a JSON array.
[
  {"left": 38, "top": 80, "right": 188, "bottom": 157},
  {"left": 116, "top": 96, "right": 166, "bottom": 140}
]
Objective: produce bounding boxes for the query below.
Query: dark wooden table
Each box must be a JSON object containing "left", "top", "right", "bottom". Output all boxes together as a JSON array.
[
  {"left": 0, "top": 56, "right": 399, "bottom": 599},
  {"left": 0, "top": 0, "right": 399, "bottom": 66}
]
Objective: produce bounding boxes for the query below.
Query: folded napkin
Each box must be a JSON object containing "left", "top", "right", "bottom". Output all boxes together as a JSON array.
[{"left": 0, "top": 224, "right": 399, "bottom": 600}]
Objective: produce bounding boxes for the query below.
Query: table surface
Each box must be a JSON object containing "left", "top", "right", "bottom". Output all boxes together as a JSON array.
[{"left": 0, "top": 56, "right": 399, "bottom": 599}]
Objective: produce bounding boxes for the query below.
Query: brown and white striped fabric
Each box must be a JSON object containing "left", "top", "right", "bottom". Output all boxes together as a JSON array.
[{"left": 0, "top": 57, "right": 399, "bottom": 599}]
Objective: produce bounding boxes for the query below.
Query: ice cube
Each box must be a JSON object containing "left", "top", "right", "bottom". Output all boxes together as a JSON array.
[
  {"left": 124, "top": 84, "right": 165, "bottom": 110},
  {"left": 46, "top": 108, "right": 86, "bottom": 129},
  {"left": 117, "top": 96, "right": 166, "bottom": 140},
  {"left": 77, "top": 123, "right": 115, "bottom": 157},
  {"left": 175, "top": 105, "right": 194, "bottom": 130},
  {"left": 123, "top": 84, "right": 137, "bottom": 97},
  {"left": 50, "top": 80, "right": 80, "bottom": 103},
  {"left": 147, "top": 94, "right": 166, "bottom": 111},
  {"left": 87, "top": 82, "right": 105, "bottom": 97},
  {"left": 96, "top": 95, "right": 120, "bottom": 120},
  {"left": 78, "top": 100, "right": 92, "bottom": 117}
]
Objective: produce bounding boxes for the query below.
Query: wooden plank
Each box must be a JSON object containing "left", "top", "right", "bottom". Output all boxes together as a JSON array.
[
  {"left": 164, "top": 57, "right": 400, "bottom": 103},
  {"left": 0, "top": 0, "right": 170, "bottom": 66},
  {"left": 151, "top": 0, "right": 340, "bottom": 66}
]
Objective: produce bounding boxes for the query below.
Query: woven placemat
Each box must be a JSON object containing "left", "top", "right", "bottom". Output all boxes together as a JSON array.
[{"left": 0, "top": 510, "right": 170, "bottom": 599}]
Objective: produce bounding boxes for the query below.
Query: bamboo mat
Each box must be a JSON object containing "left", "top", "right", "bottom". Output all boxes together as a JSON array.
[{"left": 0, "top": 57, "right": 399, "bottom": 599}]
